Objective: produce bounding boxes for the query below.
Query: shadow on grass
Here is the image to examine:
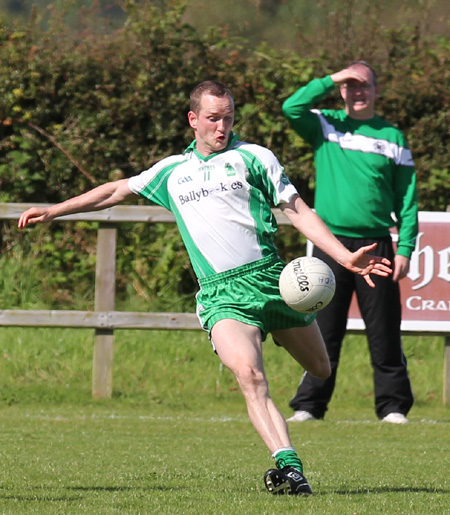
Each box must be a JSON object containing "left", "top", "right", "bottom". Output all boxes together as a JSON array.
[{"left": 2, "top": 484, "right": 448, "bottom": 503}]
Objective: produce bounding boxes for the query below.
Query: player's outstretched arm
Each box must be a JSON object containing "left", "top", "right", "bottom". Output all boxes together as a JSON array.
[
  {"left": 18, "top": 179, "right": 134, "bottom": 229},
  {"left": 280, "top": 195, "right": 392, "bottom": 288}
]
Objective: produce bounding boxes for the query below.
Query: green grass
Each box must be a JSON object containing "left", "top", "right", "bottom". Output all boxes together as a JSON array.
[
  {"left": 1, "top": 404, "right": 449, "bottom": 514},
  {"left": 0, "top": 328, "right": 449, "bottom": 513}
]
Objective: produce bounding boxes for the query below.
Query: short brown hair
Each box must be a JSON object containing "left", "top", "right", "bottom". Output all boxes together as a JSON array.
[{"left": 190, "top": 81, "right": 234, "bottom": 113}]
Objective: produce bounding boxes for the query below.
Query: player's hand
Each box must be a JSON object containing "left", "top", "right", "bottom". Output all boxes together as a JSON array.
[
  {"left": 18, "top": 207, "right": 55, "bottom": 229},
  {"left": 346, "top": 242, "right": 392, "bottom": 288}
]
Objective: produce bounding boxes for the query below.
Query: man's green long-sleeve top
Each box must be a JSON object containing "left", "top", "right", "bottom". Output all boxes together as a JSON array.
[{"left": 282, "top": 75, "right": 418, "bottom": 258}]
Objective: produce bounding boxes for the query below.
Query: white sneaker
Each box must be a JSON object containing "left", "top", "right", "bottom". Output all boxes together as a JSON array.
[
  {"left": 287, "top": 410, "right": 317, "bottom": 422},
  {"left": 382, "top": 412, "right": 409, "bottom": 424}
]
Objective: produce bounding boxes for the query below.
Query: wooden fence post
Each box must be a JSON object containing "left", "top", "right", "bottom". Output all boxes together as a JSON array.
[{"left": 92, "top": 222, "right": 117, "bottom": 399}]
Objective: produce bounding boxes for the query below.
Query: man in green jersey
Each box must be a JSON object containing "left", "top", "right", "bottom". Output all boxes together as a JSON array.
[
  {"left": 283, "top": 62, "right": 418, "bottom": 425},
  {"left": 19, "top": 80, "right": 392, "bottom": 495}
]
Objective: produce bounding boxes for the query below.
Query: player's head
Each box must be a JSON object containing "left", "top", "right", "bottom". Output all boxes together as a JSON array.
[
  {"left": 188, "top": 81, "right": 235, "bottom": 156},
  {"left": 189, "top": 81, "right": 234, "bottom": 114},
  {"left": 340, "top": 61, "right": 379, "bottom": 120}
]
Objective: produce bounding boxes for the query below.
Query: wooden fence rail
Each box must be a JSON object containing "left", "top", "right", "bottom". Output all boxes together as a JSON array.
[{"left": 1, "top": 203, "right": 448, "bottom": 403}]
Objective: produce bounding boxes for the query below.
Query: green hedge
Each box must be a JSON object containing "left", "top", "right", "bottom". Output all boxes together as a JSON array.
[{"left": 0, "top": 1, "right": 448, "bottom": 309}]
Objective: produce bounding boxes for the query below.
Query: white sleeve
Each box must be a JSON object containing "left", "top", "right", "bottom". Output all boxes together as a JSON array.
[
  {"left": 241, "top": 143, "right": 299, "bottom": 205},
  {"left": 128, "top": 154, "right": 185, "bottom": 195}
]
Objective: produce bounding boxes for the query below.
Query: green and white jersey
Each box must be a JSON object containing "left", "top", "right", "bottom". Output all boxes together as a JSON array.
[
  {"left": 282, "top": 75, "right": 418, "bottom": 258},
  {"left": 128, "top": 133, "right": 298, "bottom": 279}
]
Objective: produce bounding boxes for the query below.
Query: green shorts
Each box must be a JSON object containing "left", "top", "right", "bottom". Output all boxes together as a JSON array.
[{"left": 196, "top": 255, "right": 316, "bottom": 341}]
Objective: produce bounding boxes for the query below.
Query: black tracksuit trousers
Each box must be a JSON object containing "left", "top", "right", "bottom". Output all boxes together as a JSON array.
[{"left": 289, "top": 236, "right": 414, "bottom": 419}]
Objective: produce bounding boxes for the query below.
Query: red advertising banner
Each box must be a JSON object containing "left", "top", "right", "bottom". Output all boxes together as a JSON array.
[{"left": 309, "top": 212, "right": 450, "bottom": 333}]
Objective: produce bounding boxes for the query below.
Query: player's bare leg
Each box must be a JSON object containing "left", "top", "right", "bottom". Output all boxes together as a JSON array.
[
  {"left": 211, "top": 318, "right": 290, "bottom": 452},
  {"left": 211, "top": 319, "right": 313, "bottom": 495}
]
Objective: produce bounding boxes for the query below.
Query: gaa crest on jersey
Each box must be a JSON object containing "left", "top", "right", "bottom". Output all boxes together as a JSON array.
[{"left": 224, "top": 163, "right": 237, "bottom": 176}]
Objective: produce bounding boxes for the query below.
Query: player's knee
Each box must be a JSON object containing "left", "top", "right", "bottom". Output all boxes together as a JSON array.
[{"left": 236, "top": 365, "right": 267, "bottom": 397}]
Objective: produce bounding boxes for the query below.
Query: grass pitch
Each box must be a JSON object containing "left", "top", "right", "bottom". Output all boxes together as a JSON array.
[{"left": 0, "top": 328, "right": 449, "bottom": 513}]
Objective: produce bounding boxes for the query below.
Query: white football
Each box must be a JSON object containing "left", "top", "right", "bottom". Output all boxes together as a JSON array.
[{"left": 279, "top": 256, "right": 336, "bottom": 313}]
